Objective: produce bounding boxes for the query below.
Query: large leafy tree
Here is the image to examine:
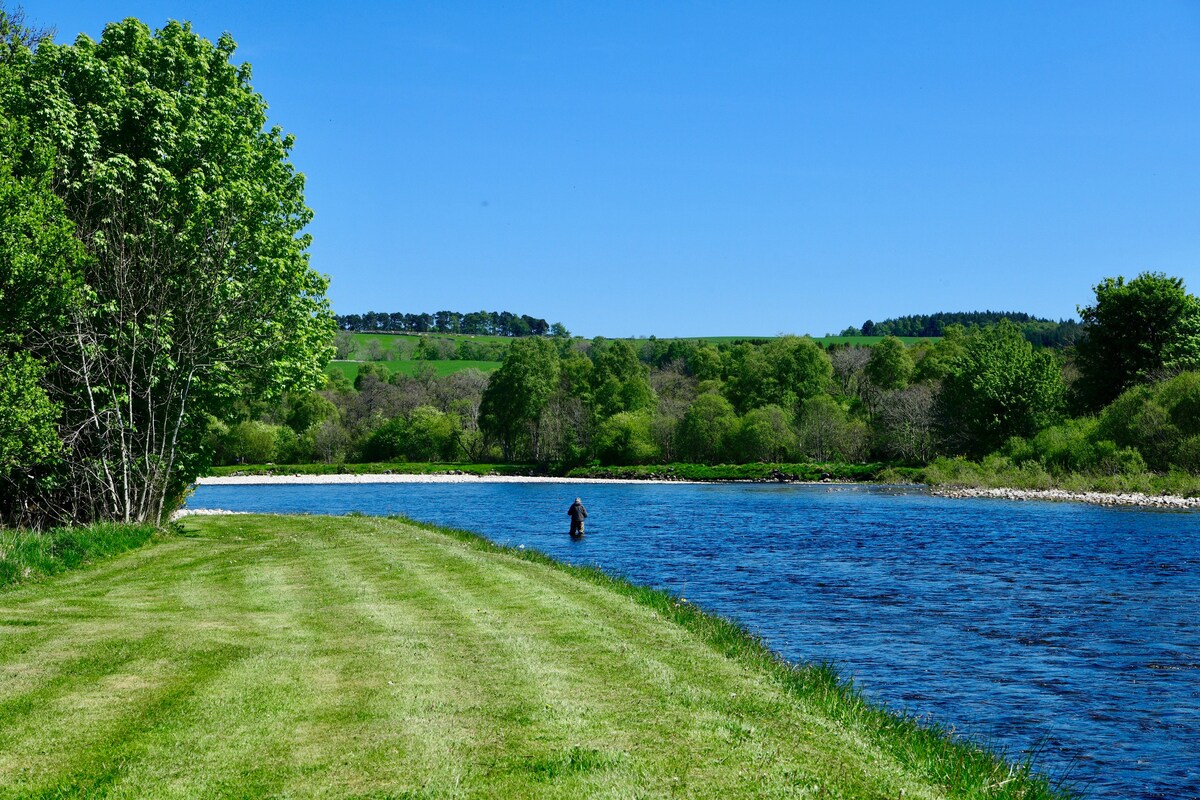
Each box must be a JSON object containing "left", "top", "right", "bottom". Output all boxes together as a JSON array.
[
  {"left": 589, "top": 339, "right": 654, "bottom": 419},
  {"left": 1074, "top": 272, "right": 1200, "bottom": 411},
  {"left": 864, "top": 335, "right": 913, "bottom": 392},
  {"left": 724, "top": 336, "right": 831, "bottom": 413},
  {"left": 0, "top": 6, "right": 81, "bottom": 522},
  {"left": 480, "top": 337, "right": 561, "bottom": 461},
  {"left": 1, "top": 17, "right": 333, "bottom": 525},
  {"left": 937, "top": 321, "right": 1064, "bottom": 457},
  {"left": 677, "top": 393, "right": 738, "bottom": 464}
]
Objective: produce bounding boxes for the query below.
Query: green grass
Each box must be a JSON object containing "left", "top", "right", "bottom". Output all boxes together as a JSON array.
[
  {"left": 327, "top": 359, "right": 501, "bottom": 382},
  {"left": 0, "top": 522, "right": 159, "bottom": 590},
  {"left": 0, "top": 513, "right": 1068, "bottom": 798},
  {"left": 566, "top": 462, "right": 922, "bottom": 482},
  {"left": 344, "top": 332, "right": 519, "bottom": 360},
  {"left": 205, "top": 461, "right": 926, "bottom": 482},
  {"left": 813, "top": 335, "right": 934, "bottom": 346},
  {"left": 922, "top": 456, "right": 1200, "bottom": 497},
  {"left": 207, "top": 461, "right": 541, "bottom": 478}
]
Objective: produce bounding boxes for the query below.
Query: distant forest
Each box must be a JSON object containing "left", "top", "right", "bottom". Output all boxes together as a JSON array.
[
  {"left": 843, "top": 312, "right": 1082, "bottom": 348},
  {"left": 336, "top": 311, "right": 568, "bottom": 338}
]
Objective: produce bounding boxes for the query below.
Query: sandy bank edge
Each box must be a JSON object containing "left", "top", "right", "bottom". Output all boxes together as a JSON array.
[
  {"left": 194, "top": 473, "right": 1199, "bottom": 509},
  {"left": 195, "top": 473, "right": 694, "bottom": 486}
]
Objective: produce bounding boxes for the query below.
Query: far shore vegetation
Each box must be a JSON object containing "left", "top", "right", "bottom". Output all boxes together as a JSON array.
[{"left": 205, "top": 272, "right": 1200, "bottom": 501}]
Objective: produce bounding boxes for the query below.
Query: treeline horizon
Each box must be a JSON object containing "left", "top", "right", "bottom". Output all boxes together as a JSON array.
[
  {"left": 336, "top": 310, "right": 569, "bottom": 338},
  {"left": 209, "top": 272, "right": 1200, "bottom": 502},
  {"left": 844, "top": 311, "right": 1082, "bottom": 348}
]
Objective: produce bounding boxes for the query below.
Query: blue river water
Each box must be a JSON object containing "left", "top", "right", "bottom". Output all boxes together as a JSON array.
[{"left": 185, "top": 481, "right": 1199, "bottom": 799}]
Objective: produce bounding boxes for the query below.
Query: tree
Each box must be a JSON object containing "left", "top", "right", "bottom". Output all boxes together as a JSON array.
[
  {"left": 797, "top": 395, "right": 868, "bottom": 462},
  {"left": 2, "top": 19, "right": 334, "bottom": 525},
  {"left": 594, "top": 410, "right": 658, "bottom": 465},
  {"left": 0, "top": 6, "right": 80, "bottom": 522},
  {"left": 1074, "top": 272, "right": 1200, "bottom": 411},
  {"left": 480, "top": 337, "right": 560, "bottom": 460},
  {"left": 864, "top": 336, "right": 913, "bottom": 391},
  {"left": 937, "top": 321, "right": 1064, "bottom": 457},
  {"left": 873, "top": 384, "right": 937, "bottom": 463},
  {"left": 677, "top": 393, "right": 738, "bottom": 464},
  {"left": 829, "top": 345, "right": 870, "bottom": 398},
  {"left": 733, "top": 405, "right": 796, "bottom": 463},
  {"left": 589, "top": 339, "right": 654, "bottom": 419},
  {"left": 724, "top": 336, "right": 831, "bottom": 414}
]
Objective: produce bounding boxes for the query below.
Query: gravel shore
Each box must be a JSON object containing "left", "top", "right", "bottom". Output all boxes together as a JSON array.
[
  {"left": 931, "top": 485, "right": 1200, "bottom": 509},
  {"left": 194, "top": 473, "right": 1199, "bottom": 510},
  {"left": 196, "top": 473, "right": 689, "bottom": 486}
]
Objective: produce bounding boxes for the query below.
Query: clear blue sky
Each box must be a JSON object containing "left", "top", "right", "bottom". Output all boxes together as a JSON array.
[{"left": 30, "top": 1, "right": 1200, "bottom": 337}]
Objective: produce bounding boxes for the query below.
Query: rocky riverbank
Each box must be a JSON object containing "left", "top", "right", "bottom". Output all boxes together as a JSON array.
[{"left": 931, "top": 485, "right": 1200, "bottom": 509}]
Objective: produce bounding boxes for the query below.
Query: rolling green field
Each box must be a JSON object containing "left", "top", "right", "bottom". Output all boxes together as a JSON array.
[
  {"left": 327, "top": 359, "right": 501, "bottom": 382},
  {"left": 0, "top": 514, "right": 1062, "bottom": 799}
]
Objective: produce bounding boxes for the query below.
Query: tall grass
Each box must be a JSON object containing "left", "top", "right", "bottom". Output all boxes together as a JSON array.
[
  {"left": 924, "top": 455, "right": 1200, "bottom": 497},
  {"left": 0, "top": 522, "right": 159, "bottom": 589},
  {"left": 566, "top": 461, "right": 923, "bottom": 482}
]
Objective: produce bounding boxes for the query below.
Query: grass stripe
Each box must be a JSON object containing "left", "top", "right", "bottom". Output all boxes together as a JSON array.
[{"left": 0, "top": 514, "right": 1070, "bottom": 799}]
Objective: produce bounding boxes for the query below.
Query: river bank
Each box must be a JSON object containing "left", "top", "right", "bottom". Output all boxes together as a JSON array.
[
  {"left": 196, "top": 472, "right": 692, "bottom": 485},
  {"left": 0, "top": 512, "right": 1067, "bottom": 798},
  {"left": 197, "top": 471, "right": 1200, "bottom": 509},
  {"left": 931, "top": 485, "right": 1200, "bottom": 509}
]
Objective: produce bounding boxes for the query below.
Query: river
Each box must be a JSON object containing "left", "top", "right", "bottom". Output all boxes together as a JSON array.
[{"left": 185, "top": 481, "right": 1199, "bottom": 799}]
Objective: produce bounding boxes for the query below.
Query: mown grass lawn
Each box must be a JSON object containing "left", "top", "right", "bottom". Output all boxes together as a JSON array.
[{"left": 0, "top": 515, "right": 1063, "bottom": 799}]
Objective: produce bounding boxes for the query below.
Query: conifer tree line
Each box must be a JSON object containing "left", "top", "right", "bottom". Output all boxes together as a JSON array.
[
  {"left": 844, "top": 312, "right": 1082, "bottom": 348},
  {"left": 336, "top": 310, "right": 568, "bottom": 338}
]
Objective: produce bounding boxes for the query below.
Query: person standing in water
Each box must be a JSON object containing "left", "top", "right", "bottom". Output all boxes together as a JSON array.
[{"left": 567, "top": 497, "right": 588, "bottom": 536}]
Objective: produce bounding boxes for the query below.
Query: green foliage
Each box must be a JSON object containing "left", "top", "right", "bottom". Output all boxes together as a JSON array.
[
  {"left": 0, "top": 351, "right": 60, "bottom": 479},
  {"left": 733, "top": 405, "right": 797, "bottom": 462},
  {"left": 566, "top": 462, "right": 892, "bottom": 481},
  {"left": 851, "top": 310, "right": 1080, "bottom": 347},
  {"left": 1003, "top": 419, "right": 1147, "bottom": 477},
  {"left": 403, "top": 406, "right": 461, "bottom": 462},
  {"left": 1096, "top": 371, "right": 1200, "bottom": 471},
  {"left": 677, "top": 393, "right": 738, "bottom": 464},
  {"left": 1, "top": 522, "right": 158, "bottom": 589},
  {"left": 353, "top": 361, "right": 392, "bottom": 389},
  {"left": 937, "top": 321, "right": 1064, "bottom": 457},
  {"left": 0, "top": 17, "right": 334, "bottom": 525},
  {"left": 1074, "top": 272, "right": 1200, "bottom": 411},
  {"left": 796, "top": 394, "right": 869, "bottom": 462},
  {"left": 912, "top": 324, "right": 967, "bottom": 382},
  {"left": 223, "top": 421, "right": 282, "bottom": 465},
  {"left": 594, "top": 410, "right": 658, "bottom": 465},
  {"left": 283, "top": 391, "right": 337, "bottom": 434},
  {"left": 361, "top": 407, "right": 460, "bottom": 463},
  {"left": 480, "top": 337, "right": 561, "bottom": 460},
  {"left": 724, "top": 336, "right": 831, "bottom": 413},
  {"left": 864, "top": 335, "right": 913, "bottom": 391},
  {"left": 589, "top": 339, "right": 654, "bottom": 418}
]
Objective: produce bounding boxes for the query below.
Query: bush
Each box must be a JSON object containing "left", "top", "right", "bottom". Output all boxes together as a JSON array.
[
  {"left": 594, "top": 411, "right": 659, "bottom": 465},
  {"left": 223, "top": 421, "right": 280, "bottom": 464}
]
